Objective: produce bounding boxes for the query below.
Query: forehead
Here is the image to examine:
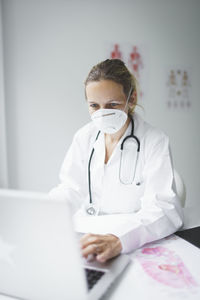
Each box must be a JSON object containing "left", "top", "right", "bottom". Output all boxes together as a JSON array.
[{"left": 86, "top": 80, "right": 125, "bottom": 101}]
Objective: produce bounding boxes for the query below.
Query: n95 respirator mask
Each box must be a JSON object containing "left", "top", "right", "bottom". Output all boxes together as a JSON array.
[{"left": 91, "top": 109, "right": 128, "bottom": 134}]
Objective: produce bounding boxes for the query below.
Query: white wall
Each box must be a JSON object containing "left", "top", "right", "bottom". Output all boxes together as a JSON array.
[
  {"left": 0, "top": 0, "right": 8, "bottom": 187},
  {"left": 1, "top": 0, "right": 200, "bottom": 208}
]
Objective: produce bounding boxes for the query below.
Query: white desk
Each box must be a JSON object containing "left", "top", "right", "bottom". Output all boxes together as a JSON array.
[
  {"left": 0, "top": 207, "right": 200, "bottom": 300},
  {"left": 103, "top": 233, "right": 200, "bottom": 300},
  {"left": 102, "top": 206, "right": 200, "bottom": 300}
]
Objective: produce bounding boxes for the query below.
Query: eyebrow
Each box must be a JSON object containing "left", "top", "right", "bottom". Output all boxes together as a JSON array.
[{"left": 87, "top": 99, "right": 123, "bottom": 103}]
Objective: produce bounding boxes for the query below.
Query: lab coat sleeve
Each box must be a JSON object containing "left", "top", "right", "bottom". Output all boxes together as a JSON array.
[
  {"left": 48, "top": 131, "right": 87, "bottom": 214},
  {"left": 117, "top": 132, "right": 184, "bottom": 253}
]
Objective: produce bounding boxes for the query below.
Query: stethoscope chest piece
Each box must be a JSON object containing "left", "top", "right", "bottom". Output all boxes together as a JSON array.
[
  {"left": 86, "top": 206, "right": 96, "bottom": 215},
  {"left": 85, "top": 203, "right": 99, "bottom": 216}
]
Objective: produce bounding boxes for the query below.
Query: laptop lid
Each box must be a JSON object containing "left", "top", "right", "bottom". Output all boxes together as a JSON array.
[{"left": 0, "top": 190, "right": 87, "bottom": 300}]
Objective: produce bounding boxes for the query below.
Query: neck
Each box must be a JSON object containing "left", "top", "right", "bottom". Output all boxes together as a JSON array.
[{"left": 105, "top": 115, "right": 131, "bottom": 144}]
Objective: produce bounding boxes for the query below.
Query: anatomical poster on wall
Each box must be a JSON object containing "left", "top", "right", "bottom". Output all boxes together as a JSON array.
[
  {"left": 106, "top": 43, "right": 149, "bottom": 102},
  {"left": 165, "top": 67, "right": 192, "bottom": 109}
]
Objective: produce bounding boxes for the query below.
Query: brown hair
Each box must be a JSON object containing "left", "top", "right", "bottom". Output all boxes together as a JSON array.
[{"left": 84, "top": 59, "right": 138, "bottom": 113}]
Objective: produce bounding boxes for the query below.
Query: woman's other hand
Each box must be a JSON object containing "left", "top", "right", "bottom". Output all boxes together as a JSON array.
[{"left": 80, "top": 233, "right": 122, "bottom": 263}]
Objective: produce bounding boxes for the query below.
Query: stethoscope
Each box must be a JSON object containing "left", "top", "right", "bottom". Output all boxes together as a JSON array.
[{"left": 86, "top": 115, "right": 140, "bottom": 216}]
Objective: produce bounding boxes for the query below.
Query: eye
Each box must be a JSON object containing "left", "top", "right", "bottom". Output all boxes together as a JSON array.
[
  {"left": 109, "top": 103, "right": 119, "bottom": 107},
  {"left": 89, "top": 103, "right": 99, "bottom": 108}
]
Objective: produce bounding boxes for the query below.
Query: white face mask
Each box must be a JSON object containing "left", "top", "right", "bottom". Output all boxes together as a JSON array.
[
  {"left": 91, "top": 87, "right": 133, "bottom": 134},
  {"left": 91, "top": 109, "right": 127, "bottom": 134}
]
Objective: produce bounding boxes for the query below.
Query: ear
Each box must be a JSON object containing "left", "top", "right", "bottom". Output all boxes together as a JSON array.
[{"left": 128, "top": 90, "right": 137, "bottom": 109}]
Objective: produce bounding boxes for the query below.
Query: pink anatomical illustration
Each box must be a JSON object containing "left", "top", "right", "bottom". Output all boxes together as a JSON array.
[{"left": 137, "top": 246, "right": 199, "bottom": 289}]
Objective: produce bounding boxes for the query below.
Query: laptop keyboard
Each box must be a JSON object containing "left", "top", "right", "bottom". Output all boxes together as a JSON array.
[{"left": 84, "top": 268, "right": 105, "bottom": 290}]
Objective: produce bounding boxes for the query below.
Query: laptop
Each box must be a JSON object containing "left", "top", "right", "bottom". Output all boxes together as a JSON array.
[{"left": 0, "top": 189, "right": 130, "bottom": 300}]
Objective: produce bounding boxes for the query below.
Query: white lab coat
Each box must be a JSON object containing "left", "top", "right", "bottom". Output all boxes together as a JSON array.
[{"left": 49, "top": 112, "right": 184, "bottom": 253}]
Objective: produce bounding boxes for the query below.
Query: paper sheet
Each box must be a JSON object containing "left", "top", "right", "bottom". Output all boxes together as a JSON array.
[
  {"left": 124, "top": 236, "right": 200, "bottom": 300},
  {"left": 102, "top": 235, "right": 200, "bottom": 300}
]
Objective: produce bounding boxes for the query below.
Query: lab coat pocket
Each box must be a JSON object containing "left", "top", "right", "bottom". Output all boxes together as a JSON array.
[
  {"left": 119, "top": 139, "right": 139, "bottom": 184},
  {"left": 113, "top": 181, "right": 145, "bottom": 213}
]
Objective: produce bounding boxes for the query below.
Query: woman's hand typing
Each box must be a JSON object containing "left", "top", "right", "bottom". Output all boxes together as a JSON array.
[{"left": 80, "top": 233, "right": 122, "bottom": 263}]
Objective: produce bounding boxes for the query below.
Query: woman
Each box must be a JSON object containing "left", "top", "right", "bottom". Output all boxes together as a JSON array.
[{"left": 49, "top": 59, "right": 183, "bottom": 263}]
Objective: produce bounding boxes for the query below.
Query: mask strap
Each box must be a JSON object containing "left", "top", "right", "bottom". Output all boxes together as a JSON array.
[{"left": 123, "top": 86, "right": 134, "bottom": 112}]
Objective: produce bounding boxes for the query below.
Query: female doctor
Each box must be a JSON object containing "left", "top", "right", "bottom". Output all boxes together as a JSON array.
[{"left": 49, "top": 59, "right": 183, "bottom": 263}]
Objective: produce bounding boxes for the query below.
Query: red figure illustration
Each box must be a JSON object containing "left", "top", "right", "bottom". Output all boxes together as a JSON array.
[
  {"left": 110, "top": 44, "right": 122, "bottom": 59},
  {"left": 128, "top": 46, "right": 143, "bottom": 79}
]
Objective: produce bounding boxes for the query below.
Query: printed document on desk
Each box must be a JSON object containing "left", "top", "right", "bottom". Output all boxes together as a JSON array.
[{"left": 103, "top": 235, "right": 200, "bottom": 300}]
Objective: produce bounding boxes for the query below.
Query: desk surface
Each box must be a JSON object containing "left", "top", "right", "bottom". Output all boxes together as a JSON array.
[
  {"left": 103, "top": 226, "right": 200, "bottom": 300},
  {"left": 0, "top": 226, "right": 200, "bottom": 300}
]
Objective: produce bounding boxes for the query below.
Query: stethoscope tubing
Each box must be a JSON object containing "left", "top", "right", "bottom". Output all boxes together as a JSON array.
[
  {"left": 88, "top": 131, "right": 100, "bottom": 204},
  {"left": 88, "top": 115, "right": 140, "bottom": 209}
]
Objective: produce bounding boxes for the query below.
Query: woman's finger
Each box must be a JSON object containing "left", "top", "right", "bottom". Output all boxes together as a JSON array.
[
  {"left": 80, "top": 233, "right": 103, "bottom": 249},
  {"left": 82, "top": 243, "right": 103, "bottom": 258},
  {"left": 96, "top": 245, "right": 121, "bottom": 263},
  {"left": 80, "top": 233, "right": 122, "bottom": 262},
  {"left": 97, "top": 235, "right": 122, "bottom": 262},
  {"left": 96, "top": 248, "right": 113, "bottom": 263}
]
